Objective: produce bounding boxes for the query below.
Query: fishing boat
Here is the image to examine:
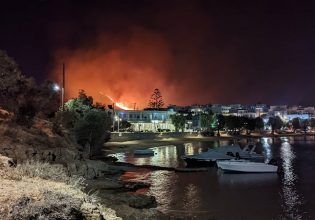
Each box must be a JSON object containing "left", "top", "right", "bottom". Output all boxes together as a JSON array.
[
  {"left": 133, "top": 149, "right": 155, "bottom": 156},
  {"left": 181, "top": 144, "right": 264, "bottom": 167},
  {"left": 216, "top": 159, "right": 278, "bottom": 173}
]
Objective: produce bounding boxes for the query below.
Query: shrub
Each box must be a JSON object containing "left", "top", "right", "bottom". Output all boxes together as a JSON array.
[
  {"left": 74, "top": 110, "right": 111, "bottom": 156},
  {"left": 9, "top": 192, "right": 84, "bottom": 220},
  {"left": 17, "top": 161, "right": 84, "bottom": 187},
  {"left": 53, "top": 111, "right": 77, "bottom": 131},
  {"left": 15, "top": 101, "right": 36, "bottom": 127}
]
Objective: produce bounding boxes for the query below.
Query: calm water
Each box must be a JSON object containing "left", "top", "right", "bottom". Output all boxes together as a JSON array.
[{"left": 110, "top": 137, "right": 315, "bottom": 220}]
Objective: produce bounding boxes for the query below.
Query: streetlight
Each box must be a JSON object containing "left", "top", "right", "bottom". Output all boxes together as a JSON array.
[
  {"left": 52, "top": 83, "right": 64, "bottom": 110},
  {"left": 115, "top": 115, "right": 122, "bottom": 132},
  {"left": 52, "top": 83, "right": 60, "bottom": 92}
]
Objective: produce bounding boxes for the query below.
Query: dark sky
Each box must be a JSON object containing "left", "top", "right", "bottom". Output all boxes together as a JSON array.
[{"left": 1, "top": 0, "right": 315, "bottom": 108}]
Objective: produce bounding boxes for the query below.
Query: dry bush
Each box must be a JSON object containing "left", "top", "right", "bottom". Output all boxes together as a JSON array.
[
  {"left": 0, "top": 161, "right": 120, "bottom": 220},
  {"left": 0, "top": 160, "right": 85, "bottom": 189},
  {"left": 9, "top": 191, "right": 84, "bottom": 220},
  {"left": 0, "top": 161, "right": 87, "bottom": 219},
  {"left": 16, "top": 160, "right": 85, "bottom": 189}
]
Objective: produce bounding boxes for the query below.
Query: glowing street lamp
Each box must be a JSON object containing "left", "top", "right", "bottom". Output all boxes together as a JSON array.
[
  {"left": 52, "top": 83, "right": 65, "bottom": 110},
  {"left": 115, "top": 115, "right": 122, "bottom": 132},
  {"left": 52, "top": 83, "right": 60, "bottom": 92}
]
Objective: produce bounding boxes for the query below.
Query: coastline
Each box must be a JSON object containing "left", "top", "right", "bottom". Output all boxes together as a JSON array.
[{"left": 104, "top": 132, "right": 315, "bottom": 154}]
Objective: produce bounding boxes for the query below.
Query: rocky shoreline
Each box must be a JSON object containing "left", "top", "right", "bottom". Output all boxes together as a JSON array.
[{"left": 0, "top": 118, "right": 170, "bottom": 219}]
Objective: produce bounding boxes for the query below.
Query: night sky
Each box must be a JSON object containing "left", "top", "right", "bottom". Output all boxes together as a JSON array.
[{"left": 1, "top": 0, "right": 315, "bottom": 108}]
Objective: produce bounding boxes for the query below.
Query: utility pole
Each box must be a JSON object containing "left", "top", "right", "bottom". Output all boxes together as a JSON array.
[
  {"left": 112, "top": 103, "right": 115, "bottom": 132},
  {"left": 133, "top": 103, "right": 136, "bottom": 110},
  {"left": 62, "top": 63, "right": 65, "bottom": 111}
]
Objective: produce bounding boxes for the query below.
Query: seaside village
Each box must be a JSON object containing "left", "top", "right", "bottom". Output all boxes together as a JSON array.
[{"left": 112, "top": 104, "right": 315, "bottom": 133}]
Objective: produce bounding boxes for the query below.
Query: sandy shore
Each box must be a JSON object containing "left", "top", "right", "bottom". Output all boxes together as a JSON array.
[
  {"left": 104, "top": 132, "right": 315, "bottom": 154},
  {"left": 103, "top": 136, "right": 236, "bottom": 154}
]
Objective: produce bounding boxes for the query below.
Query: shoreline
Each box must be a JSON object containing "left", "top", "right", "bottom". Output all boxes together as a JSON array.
[{"left": 104, "top": 133, "right": 315, "bottom": 154}]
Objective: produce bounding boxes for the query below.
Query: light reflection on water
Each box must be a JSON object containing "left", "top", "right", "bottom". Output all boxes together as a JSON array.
[
  {"left": 113, "top": 138, "right": 310, "bottom": 219},
  {"left": 261, "top": 137, "right": 272, "bottom": 162},
  {"left": 280, "top": 137, "right": 303, "bottom": 220}
]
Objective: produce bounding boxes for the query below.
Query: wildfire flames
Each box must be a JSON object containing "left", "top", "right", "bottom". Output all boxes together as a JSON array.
[
  {"left": 101, "top": 93, "right": 131, "bottom": 110},
  {"left": 51, "top": 27, "right": 173, "bottom": 109}
]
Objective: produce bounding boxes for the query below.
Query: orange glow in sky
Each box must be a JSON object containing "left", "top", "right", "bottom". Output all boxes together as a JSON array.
[{"left": 51, "top": 27, "right": 173, "bottom": 109}]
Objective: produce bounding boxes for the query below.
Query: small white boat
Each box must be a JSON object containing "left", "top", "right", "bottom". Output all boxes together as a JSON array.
[
  {"left": 216, "top": 160, "right": 278, "bottom": 173},
  {"left": 133, "top": 149, "right": 155, "bottom": 156}
]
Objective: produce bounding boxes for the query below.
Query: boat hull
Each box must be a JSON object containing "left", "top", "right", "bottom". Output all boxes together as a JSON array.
[
  {"left": 133, "top": 149, "right": 154, "bottom": 156},
  {"left": 217, "top": 160, "right": 278, "bottom": 173},
  {"left": 183, "top": 158, "right": 217, "bottom": 167}
]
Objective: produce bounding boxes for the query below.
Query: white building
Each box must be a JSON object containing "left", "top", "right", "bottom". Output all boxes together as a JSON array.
[{"left": 114, "top": 109, "right": 175, "bottom": 132}]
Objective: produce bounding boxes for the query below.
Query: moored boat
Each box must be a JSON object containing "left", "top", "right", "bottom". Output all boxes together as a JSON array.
[
  {"left": 181, "top": 145, "right": 264, "bottom": 167},
  {"left": 216, "top": 160, "right": 278, "bottom": 173},
  {"left": 133, "top": 149, "right": 155, "bottom": 156}
]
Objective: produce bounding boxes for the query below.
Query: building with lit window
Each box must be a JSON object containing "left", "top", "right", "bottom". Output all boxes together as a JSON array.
[{"left": 114, "top": 109, "right": 176, "bottom": 132}]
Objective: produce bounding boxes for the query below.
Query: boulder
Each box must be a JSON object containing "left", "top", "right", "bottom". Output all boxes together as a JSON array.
[
  {"left": 0, "top": 154, "right": 15, "bottom": 167},
  {"left": 86, "top": 178, "right": 124, "bottom": 190},
  {"left": 112, "top": 193, "right": 157, "bottom": 209},
  {"left": 123, "top": 181, "right": 151, "bottom": 191},
  {"left": 110, "top": 204, "right": 169, "bottom": 220},
  {"left": 81, "top": 202, "right": 122, "bottom": 220}
]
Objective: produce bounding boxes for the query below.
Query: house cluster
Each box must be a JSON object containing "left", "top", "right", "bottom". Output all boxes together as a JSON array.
[{"left": 112, "top": 104, "right": 315, "bottom": 132}]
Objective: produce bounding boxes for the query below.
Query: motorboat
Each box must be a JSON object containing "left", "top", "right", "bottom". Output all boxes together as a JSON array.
[
  {"left": 133, "top": 149, "right": 155, "bottom": 156},
  {"left": 181, "top": 144, "right": 264, "bottom": 167},
  {"left": 216, "top": 159, "right": 278, "bottom": 173}
]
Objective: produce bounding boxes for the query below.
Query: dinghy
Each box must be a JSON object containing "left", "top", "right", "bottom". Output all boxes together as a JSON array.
[{"left": 133, "top": 149, "right": 155, "bottom": 156}]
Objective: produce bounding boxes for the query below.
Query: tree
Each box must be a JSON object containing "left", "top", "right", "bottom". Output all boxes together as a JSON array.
[
  {"left": 255, "top": 117, "right": 264, "bottom": 133},
  {"left": 170, "top": 114, "right": 186, "bottom": 132},
  {"left": 216, "top": 114, "right": 225, "bottom": 130},
  {"left": 0, "top": 50, "right": 22, "bottom": 108},
  {"left": 0, "top": 50, "right": 34, "bottom": 113},
  {"left": 243, "top": 117, "right": 256, "bottom": 134},
  {"left": 268, "top": 116, "right": 283, "bottom": 134},
  {"left": 64, "top": 90, "right": 93, "bottom": 119},
  {"left": 74, "top": 109, "right": 111, "bottom": 156},
  {"left": 54, "top": 91, "right": 112, "bottom": 156},
  {"left": 34, "top": 80, "right": 60, "bottom": 118},
  {"left": 200, "top": 113, "right": 214, "bottom": 130},
  {"left": 291, "top": 118, "right": 301, "bottom": 132},
  {"left": 0, "top": 50, "right": 61, "bottom": 125},
  {"left": 113, "top": 120, "right": 131, "bottom": 131},
  {"left": 301, "top": 119, "right": 309, "bottom": 133},
  {"left": 224, "top": 116, "right": 241, "bottom": 131},
  {"left": 148, "top": 88, "right": 164, "bottom": 109}
]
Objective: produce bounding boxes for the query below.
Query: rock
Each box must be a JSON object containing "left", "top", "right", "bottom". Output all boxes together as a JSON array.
[
  {"left": 80, "top": 202, "right": 104, "bottom": 220},
  {"left": 110, "top": 204, "right": 169, "bottom": 220},
  {"left": 0, "top": 154, "right": 15, "bottom": 167},
  {"left": 81, "top": 202, "right": 122, "bottom": 220},
  {"left": 114, "top": 193, "right": 157, "bottom": 209},
  {"left": 98, "top": 206, "right": 122, "bottom": 220},
  {"left": 86, "top": 178, "right": 124, "bottom": 190},
  {"left": 67, "top": 159, "right": 123, "bottom": 180},
  {"left": 123, "top": 181, "right": 151, "bottom": 191}
]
